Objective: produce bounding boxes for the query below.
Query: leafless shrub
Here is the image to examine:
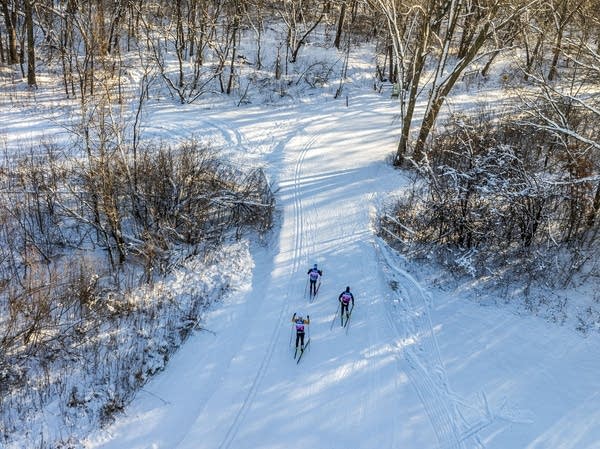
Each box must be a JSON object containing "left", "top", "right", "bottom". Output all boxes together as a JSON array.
[
  {"left": 380, "top": 111, "right": 599, "bottom": 288},
  {"left": 128, "top": 142, "right": 274, "bottom": 274},
  {"left": 296, "top": 61, "right": 336, "bottom": 88},
  {"left": 575, "top": 306, "right": 600, "bottom": 336},
  {"left": 0, "top": 138, "right": 274, "bottom": 448}
]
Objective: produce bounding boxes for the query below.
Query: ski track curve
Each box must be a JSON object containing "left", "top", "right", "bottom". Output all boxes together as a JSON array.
[
  {"left": 140, "top": 115, "right": 250, "bottom": 157},
  {"left": 216, "top": 127, "right": 319, "bottom": 449},
  {"left": 376, "top": 238, "right": 471, "bottom": 449},
  {"left": 203, "top": 118, "right": 249, "bottom": 152}
]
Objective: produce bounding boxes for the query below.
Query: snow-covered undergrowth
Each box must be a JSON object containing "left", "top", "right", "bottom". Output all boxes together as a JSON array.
[
  {"left": 1, "top": 10, "right": 599, "bottom": 449},
  {"left": 0, "top": 239, "right": 254, "bottom": 449}
]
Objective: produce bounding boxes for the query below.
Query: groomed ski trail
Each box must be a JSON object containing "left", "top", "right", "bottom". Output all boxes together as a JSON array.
[
  {"left": 85, "top": 93, "right": 475, "bottom": 449},
  {"left": 215, "top": 128, "right": 320, "bottom": 449}
]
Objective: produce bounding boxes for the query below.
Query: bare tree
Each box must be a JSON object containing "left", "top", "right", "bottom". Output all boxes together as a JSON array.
[
  {"left": 519, "top": 33, "right": 600, "bottom": 234},
  {"left": 546, "top": 0, "right": 582, "bottom": 81},
  {"left": 333, "top": 0, "right": 349, "bottom": 49},
  {"left": 243, "top": 0, "right": 267, "bottom": 69},
  {"left": 23, "top": 0, "right": 36, "bottom": 85},
  {"left": 1, "top": 0, "right": 19, "bottom": 63},
  {"left": 279, "top": 0, "right": 328, "bottom": 63},
  {"left": 372, "top": 0, "right": 537, "bottom": 166},
  {"left": 226, "top": 0, "right": 242, "bottom": 94}
]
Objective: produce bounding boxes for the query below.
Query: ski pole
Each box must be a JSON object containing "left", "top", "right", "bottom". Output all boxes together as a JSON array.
[
  {"left": 330, "top": 303, "right": 340, "bottom": 330},
  {"left": 289, "top": 312, "right": 297, "bottom": 348},
  {"left": 345, "top": 304, "right": 354, "bottom": 334}
]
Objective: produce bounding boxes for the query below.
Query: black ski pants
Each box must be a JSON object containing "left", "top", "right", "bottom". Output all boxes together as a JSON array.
[
  {"left": 309, "top": 280, "right": 317, "bottom": 295},
  {"left": 295, "top": 331, "right": 305, "bottom": 348},
  {"left": 340, "top": 301, "right": 351, "bottom": 317}
]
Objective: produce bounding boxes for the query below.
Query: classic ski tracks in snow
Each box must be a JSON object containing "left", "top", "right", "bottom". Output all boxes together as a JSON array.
[
  {"left": 143, "top": 117, "right": 249, "bottom": 152},
  {"left": 376, "top": 238, "right": 496, "bottom": 449},
  {"left": 203, "top": 118, "right": 250, "bottom": 154},
  {"left": 363, "top": 246, "right": 399, "bottom": 448},
  {"left": 216, "top": 128, "right": 318, "bottom": 449},
  {"left": 145, "top": 112, "right": 488, "bottom": 449}
]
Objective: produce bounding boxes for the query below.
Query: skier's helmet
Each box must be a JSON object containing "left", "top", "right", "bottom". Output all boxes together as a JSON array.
[
  {"left": 314, "top": 263, "right": 318, "bottom": 269},
  {"left": 346, "top": 286, "right": 350, "bottom": 292}
]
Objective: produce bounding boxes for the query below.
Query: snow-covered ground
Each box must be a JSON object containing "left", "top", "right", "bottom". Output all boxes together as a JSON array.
[
  {"left": 77, "top": 78, "right": 598, "bottom": 449},
  {"left": 2, "top": 44, "right": 599, "bottom": 449}
]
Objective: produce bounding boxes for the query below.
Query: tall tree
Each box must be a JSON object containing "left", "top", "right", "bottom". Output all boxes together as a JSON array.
[
  {"left": 226, "top": 0, "right": 242, "bottom": 94},
  {"left": 279, "top": 0, "right": 328, "bottom": 63},
  {"left": 373, "top": 0, "right": 537, "bottom": 166},
  {"left": 547, "top": 0, "right": 581, "bottom": 81},
  {"left": 23, "top": 0, "right": 36, "bottom": 85},
  {"left": 334, "top": 0, "right": 348, "bottom": 49},
  {"left": 1, "top": 0, "right": 19, "bottom": 63}
]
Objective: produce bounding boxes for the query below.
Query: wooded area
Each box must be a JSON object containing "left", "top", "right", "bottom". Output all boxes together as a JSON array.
[
  {"left": 373, "top": 0, "right": 599, "bottom": 287},
  {"left": 1, "top": 1, "right": 599, "bottom": 448}
]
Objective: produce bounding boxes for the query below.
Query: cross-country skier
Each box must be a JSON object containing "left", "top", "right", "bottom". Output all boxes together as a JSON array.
[
  {"left": 292, "top": 313, "right": 310, "bottom": 350},
  {"left": 338, "top": 286, "right": 354, "bottom": 323},
  {"left": 307, "top": 263, "right": 323, "bottom": 297}
]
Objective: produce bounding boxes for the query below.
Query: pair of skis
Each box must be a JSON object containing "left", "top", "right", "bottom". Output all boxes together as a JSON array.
[
  {"left": 306, "top": 279, "right": 321, "bottom": 303},
  {"left": 293, "top": 338, "right": 310, "bottom": 364},
  {"left": 329, "top": 303, "right": 354, "bottom": 333},
  {"left": 290, "top": 314, "right": 311, "bottom": 364}
]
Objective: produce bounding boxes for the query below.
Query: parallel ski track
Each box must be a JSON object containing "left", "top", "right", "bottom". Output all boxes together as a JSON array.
[
  {"left": 366, "top": 259, "right": 400, "bottom": 448},
  {"left": 217, "top": 130, "right": 318, "bottom": 449},
  {"left": 157, "top": 118, "right": 263, "bottom": 449},
  {"left": 375, "top": 238, "right": 466, "bottom": 449}
]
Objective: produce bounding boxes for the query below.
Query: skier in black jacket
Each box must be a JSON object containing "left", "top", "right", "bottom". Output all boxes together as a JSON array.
[
  {"left": 338, "top": 286, "right": 354, "bottom": 323},
  {"left": 307, "top": 263, "right": 323, "bottom": 297}
]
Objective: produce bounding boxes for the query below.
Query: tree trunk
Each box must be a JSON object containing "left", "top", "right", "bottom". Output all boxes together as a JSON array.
[
  {"left": 1, "top": 0, "right": 18, "bottom": 63},
  {"left": 412, "top": 23, "right": 491, "bottom": 162},
  {"left": 334, "top": 0, "right": 347, "bottom": 49},
  {"left": 24, "top": 0, "right": 36, "bottom": 86},
  {"left": 175, "top": 0, "right": 185, "bottom": 88},
  {"left": 547, "top": 26, "right": 563, "bottom": 81},
  {"left": 96, "top": 0, "right": 107, "bottom": 56},
  {"left": 387, "top": 43, "right": 395, "bottom": 82},
  {"left": 548, "top": 0, "right": 581, "bottom": 81},
  {"left": 0, "top": 30, "right": 5, "bottom": 62},
  {"left": 524, "top": 31, "right": 544, "bottom": 81},
  {"left": 394, "top": 15, "right": 430, "bottom": 166},
  {"left": 226, "top": 5, "right": 240, "bottom": 95},
  {"left": 289, "top": 2, "right": 326, "bottom": 63},
  {"left": 107, "top": 0, "right": 126, "bottom": 54}
]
